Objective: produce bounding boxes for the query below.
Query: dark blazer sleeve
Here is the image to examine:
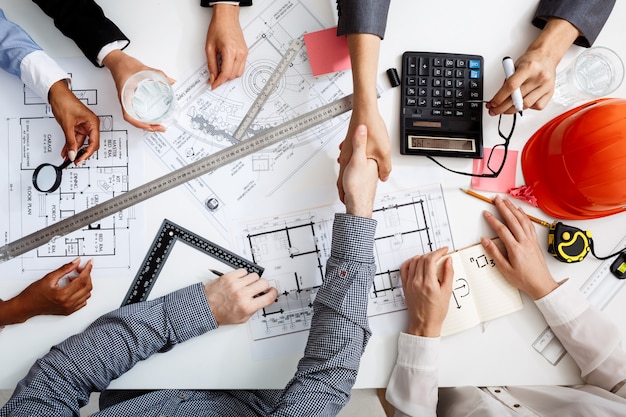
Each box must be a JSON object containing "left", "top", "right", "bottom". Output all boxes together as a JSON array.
[
  {"left": 533, "top": 0, "right": 616, "bottom": 47},
  {"left": 336, "top": 0, "right": 391, "bottom": 39},
  {"left": 32, "top": 0, "right": 129, "bottom": 67},
  {"left": 200, "top": 1, "right": 253, "bottom": 7}
]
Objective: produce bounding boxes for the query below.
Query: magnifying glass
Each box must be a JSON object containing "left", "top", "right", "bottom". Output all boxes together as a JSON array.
[{"left": 32, "top": 149, "right": 86, "bottom": 193}]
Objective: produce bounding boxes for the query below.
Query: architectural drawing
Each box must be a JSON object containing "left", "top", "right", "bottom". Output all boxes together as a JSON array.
[
  {"left": 0, "top": 58, "right": 143, "bottom": 279},
  {"left": 143, "top": 0, "right": 353, "bottom": 237},
  {"left": 233, "top": 185, "right": 455, "bottom": 340}
]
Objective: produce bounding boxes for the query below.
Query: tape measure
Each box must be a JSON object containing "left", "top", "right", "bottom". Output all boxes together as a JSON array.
[
  {"left": 547, "top": 221, "right": 592, "bottom": 263},
  {"left": 532, "top": 234, "right": 626, "bottom": 365},
  {"left": 122, "top": 219, "right": 262, "bottom": 306},
  {"left": 0, "top": 92, "right": 354, "bottom": 263}
]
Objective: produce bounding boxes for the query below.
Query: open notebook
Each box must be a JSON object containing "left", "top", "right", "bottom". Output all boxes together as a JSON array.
[{"left": 439, "top": 238, "right": 523, "bottom": 336}]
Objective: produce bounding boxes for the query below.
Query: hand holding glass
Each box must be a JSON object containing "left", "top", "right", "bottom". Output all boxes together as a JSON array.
[{"left": 121, "top": 70, "right": 179, "bottom": 125}]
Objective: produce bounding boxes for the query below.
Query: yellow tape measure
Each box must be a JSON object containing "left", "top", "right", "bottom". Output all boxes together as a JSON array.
[{"left": 547, "top": 221, "right": 592, "bottom": 263}]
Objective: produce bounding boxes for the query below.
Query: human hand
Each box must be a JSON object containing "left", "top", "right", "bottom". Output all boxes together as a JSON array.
[
  {"left": 337, "top": 108, "right": 390, "bottom": 202},
  {"left": 203, "top": 269, "right": 277, "bottom": 325},
  {"left": 341, "top": 125, "right": 379, "bottom": 218},
  {"left": 206, "top": 4, "right": 248, "bottom": 90},
  {"left": 400, "top": 247, "right": 453, "bottom": 337},
  {"left": 481, "top": 197, "right": 558, "bottom": 299},
  {"left": 102, "top": 50, "right": 175, "bottom": 132},
  {"left": 48, "top": 80, "right": 100, "bottom": 165},
  {"left": 486, "top": 50, "right": 558, "bottom": 115},
  {"left": 16, "top": 258, "right": 93, "bottom": 321}
]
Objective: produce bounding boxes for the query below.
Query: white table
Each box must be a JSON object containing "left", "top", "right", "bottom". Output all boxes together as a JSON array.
[{"left": 1, "top": 0, "right": 626, "bottom": 389}]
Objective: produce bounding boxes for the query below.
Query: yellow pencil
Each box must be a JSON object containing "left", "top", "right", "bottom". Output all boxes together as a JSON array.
[{"left": 460, "top": 188, "right": 551, "bottom": 228}]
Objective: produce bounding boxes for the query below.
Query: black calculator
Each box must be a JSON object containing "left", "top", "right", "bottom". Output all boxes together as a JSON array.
[{"left": 400, "top": 51, "right": 484, "bottom": 158}]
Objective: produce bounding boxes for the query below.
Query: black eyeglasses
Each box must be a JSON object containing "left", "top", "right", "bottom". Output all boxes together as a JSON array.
[{"left": 426, "top": 113, "right": 517, "bottom": 178}]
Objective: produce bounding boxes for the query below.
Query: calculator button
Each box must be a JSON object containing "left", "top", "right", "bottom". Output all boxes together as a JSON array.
[
  {"left": 433, "top": 68, "right": 443, "bottom": 77},
  {"left": 444, "top": 110, "right": 453, "bottom": 116},
  {"left": 444, "top": 68, "right": 454, "bottom": 78},
  {"left": 407, "top": 57, "right": 417, "bottom": 75},
  {"left": 468, "top": 59, "right": 481, "bottom": 69},
  {"left": 418, "top": 77, "right": 427, "bottom": 86},
  {"left": 406, "top": 97, "right": 417, "bottom": 106},
  {"left": 470, "top": 80, "right": 479, "bottom": 89},
  {"left": 432, "top": 109, "right": 442, "bottom": 116},
  {"left": 444, "top": 79, "right": 453, "bottom": 88},
  {"left": 418, "top": 87, "right": 428, "bottom": 96},
  {"left": 456, "top": 59, "right": 467, "bottom": 68},
  {"left": 407, "top": 77, "right": 417, "bottom": 86},
  {"left": 469, "top": 102, "right": 480, "bottom": 109},
  {"left": 444, "top": 89, "right": 453, "bottom": 98},
  {"left": 407, "top": 87, "right": 416, "bottom": 96},
  {"left": 443, "top": 99, "right": 453, "bottom": 108},
  {"left": 418, "top": 57, "right": 429, "bottom": 76},
  {"left": 432, "top": 78, "right": 442, "bottom": 87},
  {"left": 418, "top": 98, "right": 427, "bottom": 106},
  {"left": 432, "top": 89, "right": 442, "bottom": 97},
  {"left": 455, "top": 79, "right": 464, "bottom": 88},
  {"left": 433, "top": 57, "right": 443, "bottom": 67},
  {"left": 470, "top": 70, "right": 481, "bottom": 79},
  {"left": 455, "top": 110, "right": 465, "bottom": 117},
  {"left": 444, "top": 59, "right": 454, "bottom": 67},
  {"left": 455, "top": 90, "right": 465, "bottom": 98},
  {"left": 470, "top": 91, "right": 480, "bottom": 99},
  {"left": 455, "top": 69, "right": 464, "bottom": 78},
  {"left": 432, "top": 98, "right": 443, "bottom": 107},
  {"left": 455, "top": 101, "right": 465, "bottom": 109}
]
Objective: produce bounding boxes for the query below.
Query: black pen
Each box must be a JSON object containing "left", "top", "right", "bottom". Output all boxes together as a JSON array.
[{"left": 209, "top": 269, "right": 224, "bottom": 277}]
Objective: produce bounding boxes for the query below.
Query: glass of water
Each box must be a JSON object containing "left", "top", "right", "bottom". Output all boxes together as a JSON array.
[
  {"left": 552, "top": 46, "right": 624, "bottom": 106},
  {"left": 121, "top": 70, "right": 179, "bottom": 125}
]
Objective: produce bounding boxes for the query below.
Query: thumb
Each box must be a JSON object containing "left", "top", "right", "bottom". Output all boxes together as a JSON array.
[
  {"left": 63, "top": 126, "right": 78, "bottom": 162},
  {"left": 350, "top": 125, "right": 368, "bottom": 159}
]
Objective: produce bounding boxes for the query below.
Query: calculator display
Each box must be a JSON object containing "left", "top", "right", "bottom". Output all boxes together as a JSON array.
[{"left": 400, "top": 51, "right": 484, "bottom": 158}]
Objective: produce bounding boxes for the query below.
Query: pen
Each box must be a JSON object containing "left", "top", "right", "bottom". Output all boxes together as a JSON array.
[
  {"left": 502, "top": 57, "right": 524, "bottom": 116},
  {"left": 460, "top": 188, "right": 550, "bottom": 227},
  {"left": 209, "top": 269, "right": 224, "bottom": 277}
]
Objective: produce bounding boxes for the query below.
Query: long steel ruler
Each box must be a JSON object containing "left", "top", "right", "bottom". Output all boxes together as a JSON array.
[
  {"left": 121, "top": 219, "right": 263, "bottom": 306},
  {"left": 232, "top": 37, "right": 304, "bottom": 141},
  {"left": 0, "top": 93, "right": 354, "bottom": 263},
  {"left": 532, "top": 234, "right": 626, "bottom": 365}
]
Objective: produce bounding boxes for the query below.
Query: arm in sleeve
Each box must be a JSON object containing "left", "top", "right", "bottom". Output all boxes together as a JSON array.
[
  {"left": 336, "top": 0, "right": 391, "bottom": 39},
  {"left": 0, "top": 9, "right": 67, "bottom": 100},
  {"left": 31, "top": 0, "right": 129, "bottom": 67},
  {"left": 0, "top": 283, "right": 218, "bottom": 417},
  {"left": 535, "top": 282, "right": 626, "bottom": 397},
  {"left": 270, "top": 213, "right": 377, "bottom": 416},
  {"left": 385, "top": 334, "right": 440, "bottom": 417},
  {"left": 533, "top": 0, "right": 616, "bottom": 47}
]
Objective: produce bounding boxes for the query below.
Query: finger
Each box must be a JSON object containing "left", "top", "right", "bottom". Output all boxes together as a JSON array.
[
  {"left": 494, "top": 197, "right": 525, "bottom": 238},
  {"left": 350, "top": 125, "right": 368, "bottom": 160},
  {"left": 481, "top": 236, "right": 511, "bottom": 273},
  {"left": 249, "top": 286, "right": 278, "bottom": 310},
  {"left": 62, "top": 124, "right": 78, "bottom": 162},
  {"left": 423, "top": 247, "right": 449, "bottom": 282},
  {"left": 206, "top": 46, "right": 220, "bottom": 86},
  {"left": 440, "top": 257, "right": 454, "bottom": 294},
  {"left": 77, "top": 125, "right": 100, "bottom": 164},
  {"left": 378, "top": 157, "right": 392, "bottom": 182}
]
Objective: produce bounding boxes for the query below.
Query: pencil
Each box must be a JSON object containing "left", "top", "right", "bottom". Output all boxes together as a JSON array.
[{"left": 460, "top": 188, "right": 551, "bottom": 228}]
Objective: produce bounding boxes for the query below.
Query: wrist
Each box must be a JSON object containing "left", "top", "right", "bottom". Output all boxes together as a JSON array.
[
  {"left": 0, "top": 297, "right": 34, "bottom": 326},
  {"left": 344, "top": 198, "right": 373, "bottom": 218},
  {"left": 527, "top": 279, "right": 559, "bottom": 300},
  {"left": 407, "top": 321, "right": 442, "bottom": 338},
  {"left": 212, "top": 3, "right": 240, "bottom": 20},
  {"left": 526, "top": 18, "right": 580, "bottom": 64}
]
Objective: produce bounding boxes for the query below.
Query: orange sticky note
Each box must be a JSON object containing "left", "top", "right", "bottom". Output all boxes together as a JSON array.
[
  {"left": 471, "top": 148, "right": 518, "bottom": 193},
  {"left": 303, "top": 27, "right": 351, "bottom": 76}
]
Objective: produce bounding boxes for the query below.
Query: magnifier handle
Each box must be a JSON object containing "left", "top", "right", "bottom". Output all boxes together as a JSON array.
[{"left": 58, "top": 148, "right": 87, "bottom": 169}]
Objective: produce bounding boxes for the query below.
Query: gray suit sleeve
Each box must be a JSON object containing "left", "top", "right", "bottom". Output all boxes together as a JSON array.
[
  {"left": 533, "top": 0, "right": 616, "bottom": 47},
  {"left": 336, "top": 0, "right": 391, "bottom": 39}
]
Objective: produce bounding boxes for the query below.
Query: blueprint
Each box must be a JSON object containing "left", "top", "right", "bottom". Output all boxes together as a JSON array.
[
  {"left": 233, "top": 184, "right": 455, "bottom": 341},
  {"left": 0, "top": 58, "right": 143, "bottom": 280},
  {"left": 143, "top": 0, "right": 353, "bottom": 238}
]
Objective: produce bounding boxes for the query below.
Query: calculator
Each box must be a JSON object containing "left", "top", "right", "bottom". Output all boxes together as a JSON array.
[{"left": 400, "top": 51, "right": 484, "bottom": 158}]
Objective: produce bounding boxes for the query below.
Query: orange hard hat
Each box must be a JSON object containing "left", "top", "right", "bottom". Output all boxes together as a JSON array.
[{"left": 521, "top": 98, "right": 626, "bottom": 220}]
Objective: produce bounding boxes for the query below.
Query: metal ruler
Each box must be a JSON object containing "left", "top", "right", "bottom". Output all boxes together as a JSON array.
[
  {"left": 232, "top": 37, "right": 304, "bottom": 141},
  {"left": 532, "top": 234, "right": 626, "bottom": 365},
  {"left": 0, "top": 93, "right": 355, "bottom": 263},
  {"left": 122, "top": 219, "right": 263, "bottom": 306}
]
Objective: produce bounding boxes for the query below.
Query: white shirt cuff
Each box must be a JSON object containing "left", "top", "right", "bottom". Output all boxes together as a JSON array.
[
  {"left": 396, "top": 332, "right": 440, "bottom": 371},
  {"left": 96, "top": 40, "right": 130, "bottom": 66},
  {"left": 534, "top": 279, "right": 589, "bottom": 327},
  {"left": 208, "top": 2, "right": 240, "bottom": 5},
  {"left": 19, "top": 50, "right": 69, "bottom": 102}
]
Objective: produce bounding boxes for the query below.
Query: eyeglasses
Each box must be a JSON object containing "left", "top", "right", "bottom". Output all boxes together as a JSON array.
[{"left": 426, "top": 113, "right": 517, "bottom": 178}]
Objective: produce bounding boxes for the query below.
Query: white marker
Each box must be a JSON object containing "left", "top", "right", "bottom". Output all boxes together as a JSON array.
[{"left": 502, "top": 56, "right": 524, "bottom": 116}]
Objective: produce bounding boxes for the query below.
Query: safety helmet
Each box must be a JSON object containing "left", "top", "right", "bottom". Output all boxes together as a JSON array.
[{"left": 521, "top": 98, "right": 626, "bottom": 220}]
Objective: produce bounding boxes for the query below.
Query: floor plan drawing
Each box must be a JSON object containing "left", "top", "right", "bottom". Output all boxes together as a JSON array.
[
  {"left": 143, "top": 0, "right": 353, "bottom": 238},
  {"left": 233, "top": 185, "right": 455, "bottom": 341},
  {"left": 0, "top": 58, "right": 143, "bottom": 280}
]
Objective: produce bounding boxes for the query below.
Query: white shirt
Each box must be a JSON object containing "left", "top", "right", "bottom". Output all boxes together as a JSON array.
[{"left": 386, "top": 283, "right": 626, "bottom": 416}]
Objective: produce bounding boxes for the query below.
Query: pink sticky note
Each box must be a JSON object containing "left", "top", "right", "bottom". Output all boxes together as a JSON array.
[
  {"left": 304, "top": 27, "right": 351, "bottom": 76},
  {"left": 471, "top": 147, "right": 518, "bottom": 193}
]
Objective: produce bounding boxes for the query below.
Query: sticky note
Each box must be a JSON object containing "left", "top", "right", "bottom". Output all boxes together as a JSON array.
[
  {"left": 471, "top": 148, "right": 518, "bottom": 193},
  {"left": 303, "top": 27, "right": 351, "bottom": 76}
]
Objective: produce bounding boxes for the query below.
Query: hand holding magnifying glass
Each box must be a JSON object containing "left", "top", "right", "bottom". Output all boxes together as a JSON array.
[{"left": 32, "top": 149, "right": 86, "bottom": 193}]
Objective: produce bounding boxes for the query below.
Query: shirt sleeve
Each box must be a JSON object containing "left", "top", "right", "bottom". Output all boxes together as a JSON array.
[
  {"left": 31, "top": 0, "right": 130, "bottom": 67},
  {"left": 385, "top": 333, "right": 440, "bottom": 417},
  {"left": 1, "top": 283, "right": 218, "bottom": 416},
  {"left": 533, "top": 0, "right": 616, "bottom": 47},
  {"left": 0, "top": 9, "right": 67, "bottom": 101},
  {"left": 202, "top": 1, "right": 252, "bottom": 7},
  {"left": 270, "top": 213, "right": 377, "bottom": 416},
  {"left": 336, "top": 0, "right": 391, "bottom": 39},
  {"left": 535, "top": 282, "right": 626, "bottom": 397}
]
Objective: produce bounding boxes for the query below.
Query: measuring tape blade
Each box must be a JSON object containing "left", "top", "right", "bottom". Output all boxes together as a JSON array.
[
  {"left": 532, "top": 234, "right": 626, "bottom": 365},
  {"left": 0, "top": 94, "right": 354, "bottom": 263},
  {"left": 232, "top": 38, "right": 304, "bottom": 141},
  {"left": 122, "top": 219, "right": 263, "bottom": 306}
]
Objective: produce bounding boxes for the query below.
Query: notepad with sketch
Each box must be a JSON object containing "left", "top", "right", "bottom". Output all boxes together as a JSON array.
[{"left": 440, "top": 238, "right": 524, "bottom": 336}]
